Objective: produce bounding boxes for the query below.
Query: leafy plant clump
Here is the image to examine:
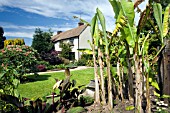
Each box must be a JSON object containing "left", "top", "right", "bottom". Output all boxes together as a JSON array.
[
  {"left": 0, "top": 78, "right": 92, "bottom": 113},
  {"left": 76, "top": 54, "right": 93, "bottom": 66},
  {"left": 4, "top": 38, "right": 25, "bottom": 47},
  {"left": 0, "top": 45, "right": 40, "bottom": 80},
  {"left": 59, "top": 42, "right": 73, "bottom": 60},
  {"left": 40, "top": 51, "right": 63, "bottom": 65}
]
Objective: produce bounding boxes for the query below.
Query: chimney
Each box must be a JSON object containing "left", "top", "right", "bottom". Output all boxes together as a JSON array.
[
  {"left": 57, "top": 31, "right": 62, "bottom": 35},
  {"left": 78, "top": 21, "right": 84, "bottom": 26}
]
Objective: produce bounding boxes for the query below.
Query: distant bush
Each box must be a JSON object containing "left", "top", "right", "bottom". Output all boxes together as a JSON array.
[
  {"left": 77, "top": 54, "right": 93, "bottom": 66},
  {"left": 0, "top": 45, "right": 40, "bottom": 80},
  {"left": 40, "top": 51, "right": 63, "bottom": 65},
  {"left": 36, "top": 64, "right": 46, "bottom": 72},
  {"left": 4, "top": 38, "right": 25, "bottom": 47},
  {"left": 60, "top": 57, "right": 70, "bottom": 65},
  {"left": 81, "top": 54, "right": 93, "bottom": 60},
  {"left": 76, "top": 59, "right": 86, "bottom": 66},
  {"left": 59, "top": 42, "right": 72, "bottom": 60}
]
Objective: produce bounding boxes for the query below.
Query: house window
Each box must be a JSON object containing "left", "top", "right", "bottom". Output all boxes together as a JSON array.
[{"left": 69, "top": 39, "right": 74, "bottom": 46}]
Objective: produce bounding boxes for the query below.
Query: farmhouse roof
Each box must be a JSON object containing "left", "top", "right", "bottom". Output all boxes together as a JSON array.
[{"left": 51, "top": 25, "right": 87, "bottom": 42}]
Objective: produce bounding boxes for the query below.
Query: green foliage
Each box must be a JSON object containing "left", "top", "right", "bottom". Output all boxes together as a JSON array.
[
  {"left": 0, "top": 78, "right": 87, "bottom": 113},
  {"left": 125, "top": 106, "right": 135, "bottom": 111},
  {"left": 31, "top": 28, "right": 54, "bottom": 53},
  {"left": 76, "top": 54, "right": 93, "bottom": 66},
  {"left": 40, "top": 51, "right": 63, "bottom": 65},
  {"left": 4, "top": 38, "right": 25, "bottom": 47},
  {"left": 153, "top": 3, "right": 170, "bottom": 44},
  {"left": 76, "top": 58, "right": 86, "bottom": 66},
  {"left": 52, "top": 78, "right": 86, "bottom": 111},
  {"left": 79, "top": 96, "right": 94, "bottom": 106},
  {"left": 60, "top": 42, "right": 72, "bottom": 60},
  {"left": 0, "top": 66, "right": 20, "bottom": 96},
  {"left": 0, "top": 45, "right": 40, "bottom": 80},
  {"left": 67, "top": 107, "right": 86, "bottom": 113},
  {"left": 0, "top": 65, "right": 20, "bottom": 112}
]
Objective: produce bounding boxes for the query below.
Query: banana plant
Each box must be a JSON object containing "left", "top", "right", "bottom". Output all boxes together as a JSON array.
[
  {"left": 109, "top": 0, "right": 135, "bottom": 102},
  {"left": 91, "top": 13, "right": 101, "bottom": 105},
  {"left": 96, "top": 8, "right": 113, "bottom": 109},
  {"left": 91, "top": 9, "right": 113, "bottom": 108},
  {"left": 109, "top": 0, "right": 145, "bottom": 112}
]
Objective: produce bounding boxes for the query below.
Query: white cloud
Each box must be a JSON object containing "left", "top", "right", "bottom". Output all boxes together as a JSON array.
[
  {"left": 1, "top": 22, "right": 75, "bottom": 38},
  {"left": 0, "top": 0, "right": 148, "bottom": 37},
  {"left": 0, "top": 0, "right": 115, "bottom": 31},
  {"left": 4, "top": 31, "right": 34, "bottom": 38}
]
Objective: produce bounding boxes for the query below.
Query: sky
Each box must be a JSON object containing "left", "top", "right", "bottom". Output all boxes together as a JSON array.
[{"left": 0, "top": 0, "right": 148, "bottom": 46}]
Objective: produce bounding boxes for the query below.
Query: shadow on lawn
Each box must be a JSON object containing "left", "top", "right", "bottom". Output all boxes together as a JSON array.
[{"left": 22, "top": 74, "right": 51, "bottom": 83}]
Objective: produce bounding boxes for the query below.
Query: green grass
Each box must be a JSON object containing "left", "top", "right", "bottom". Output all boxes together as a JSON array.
[{"left": 18, "top": 68, "right": 94, "bottom": 99}]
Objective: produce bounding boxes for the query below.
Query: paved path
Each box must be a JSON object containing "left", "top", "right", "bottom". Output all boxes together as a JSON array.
[{"left": 37, "top": 66, "right": 93, "bottom": 74}]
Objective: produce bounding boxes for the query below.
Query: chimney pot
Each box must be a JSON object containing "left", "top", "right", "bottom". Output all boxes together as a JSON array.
[
  {"left": 78, "top": 22, "right": 84, "bottom": 26},
  {"left": 57, "top": 31, "right": 62, "bottom": 35}
]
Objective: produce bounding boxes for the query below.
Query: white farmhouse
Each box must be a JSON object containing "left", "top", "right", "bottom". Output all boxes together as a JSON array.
[{"left": 51, "top": 22, "right": 92, "bottom": 60}]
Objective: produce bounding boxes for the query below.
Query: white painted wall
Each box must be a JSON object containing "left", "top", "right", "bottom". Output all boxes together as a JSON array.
[
  {"left": 54, "top": 26, "right": 92, "bottom": 60},
  {"left": 71, "top": 37, "right": 79, "bottom": 60},
  {"left": 54, "top": 42, "right": 62, "bottom": 51},
  {"left": 79, "top": 26, "right": 92, "bottom": 49}
]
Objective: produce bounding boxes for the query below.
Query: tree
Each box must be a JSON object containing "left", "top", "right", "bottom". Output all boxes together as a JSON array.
[
  {"left": 0, "top": 26, "right": 6, "bottom": 49},
  {"left": 31, "top": 28, "right": 54, "bottom": 53},
  {"left": 59, "top": 42, "right": 72, "bottom": 60}
]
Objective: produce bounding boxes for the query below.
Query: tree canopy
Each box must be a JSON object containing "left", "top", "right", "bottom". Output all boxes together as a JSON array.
[{"left": 31, "top": 28, "right": 54, "bottom": 53}]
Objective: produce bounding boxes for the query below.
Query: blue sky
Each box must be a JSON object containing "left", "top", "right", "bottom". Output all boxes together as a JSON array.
[{"left": 0, "top": 0, "right": 147, "bottom": 46}]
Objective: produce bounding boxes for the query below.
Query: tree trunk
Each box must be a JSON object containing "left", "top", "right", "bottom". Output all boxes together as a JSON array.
[
  {"left": 125, "top": 43, "right": 134, "bottom": 100},
  {"left": 146, "top": 69, "right": 151, "bottom": 113},
  {"left": 98, "top": 48, "right": 106, "bottom": 105},
  {"left": 163, "top": 39, "right": 170, "bottom": 104},
  {"left": 121, "top": 66, "right": 125, "bottom": 102},
  {"left": 117, "top": 60, "right": 124, "bottom": 101},
  {"left": 92, "top": 45, "right": 100, "bottom": 104},
  {"left": 134, "top": 54, "right": 143, "bottom": 113},
  {"left": 65, "top": 68, "right": 70, "bottom": 77},
  {"left": 106, "top": 54, "right": 113, "bottom": 110}
]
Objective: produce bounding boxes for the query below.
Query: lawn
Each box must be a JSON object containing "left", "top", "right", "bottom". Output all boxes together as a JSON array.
[{"left": 18, "top": 68, "right": 94, "bottom": 99}]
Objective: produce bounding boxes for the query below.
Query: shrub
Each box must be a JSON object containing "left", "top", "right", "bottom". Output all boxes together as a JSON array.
[
  {"left": 0, "top": 65, "right": 20, "bottom": 95},
  {"left": 0, "top": 45, "right": 40, "bottom": 80},
  {"left": 60, "top": 57, "right": 70, "bottom": 65},
  {"left": 36, "top": 64, "right": 46, "bottom": 72},
  {"left": 59, "top": 42, "right": 72, "bottom": 60},
  {"left": 86, "top": 60, "right": 94, "bottom": 67},
  {"left": 0, "top": 66, "right": 21, "bottom": 112},
  {"left": 81, "top": 54, "right": 93, "bottom": 60},
  {"left": 4, "top": 38, "right": 25, "bottom": 47},
  {"left": 76, "top": 54, "right": 93, "bottom": 66},
  {"left": 40, "top": 51, "right": 63, "bottom": 65},
  {"left": 76, "top": 59, "right": 86, "bottom": 66}
]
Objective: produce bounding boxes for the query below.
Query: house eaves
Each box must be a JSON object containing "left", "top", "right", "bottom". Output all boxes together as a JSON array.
[{"left": 51, "top": 25, "right": 87, "bottom": 42}]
